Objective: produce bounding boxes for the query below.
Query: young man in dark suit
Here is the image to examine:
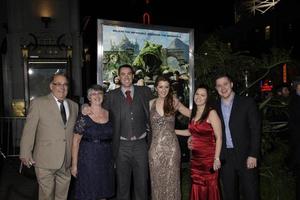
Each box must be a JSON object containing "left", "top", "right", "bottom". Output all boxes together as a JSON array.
[
  {"left": 103, "top": 64, "right": 153, "bottom": 200},
  {"left": 214, "top": 74, "right": 261, "bottom": 200},
  {"left": 288, "top": 81, "right": 300, "bottom": 200}
]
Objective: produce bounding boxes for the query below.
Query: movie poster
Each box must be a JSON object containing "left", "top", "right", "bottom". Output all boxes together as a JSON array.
[{"left": 97, "top": 19, "right": 194, "bottom": 107}]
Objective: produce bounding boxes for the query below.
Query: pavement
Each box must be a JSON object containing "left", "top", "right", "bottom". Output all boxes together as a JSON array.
[
  {"left": 0, "top": 136, "right": 189, "bottom": 200},
  {"left": 0, "top": 157, "right": 38, "bottom": 200},
  {"left": 0, "top": 157, "right": 76, "bottom": 200}
]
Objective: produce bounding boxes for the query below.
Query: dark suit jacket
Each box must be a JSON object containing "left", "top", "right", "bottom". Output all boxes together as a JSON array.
[
  {"left": 103, "top": 85, "right": 153, "bottom": 159},
  {"left": 288, "top": 94, "right": 300, "bottom": 165},
  {"left": 215, "top": 95, "right": 261, "bottom": 166}
]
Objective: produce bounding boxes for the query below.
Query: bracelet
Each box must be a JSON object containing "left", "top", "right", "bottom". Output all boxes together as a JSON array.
[{"left": 214, "top": 157, "right": 220, "bottom": 161}]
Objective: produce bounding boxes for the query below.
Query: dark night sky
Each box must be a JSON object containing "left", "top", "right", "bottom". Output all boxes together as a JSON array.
[{"left": 80, "top": 0, "right": 236, "bottom": 32}]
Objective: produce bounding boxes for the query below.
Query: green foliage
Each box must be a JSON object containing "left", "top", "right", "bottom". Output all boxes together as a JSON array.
[
  {"left": 194, "top": 35, "right": 291, "bottom": 96},
  {"left": 194, "top": 35, "right": 261, "bottom": 90},
  {"left": 259, "top": 96, "right": 289, "bottom": 155},
  {"left": 260, "top": 139, "right": 295, "bottom": 200},
  {"left": 240, "top": 48, "right": 292, "bottom": 95},
  {"left": 258, "top": 94, "right": 294, "bottom": 199}
]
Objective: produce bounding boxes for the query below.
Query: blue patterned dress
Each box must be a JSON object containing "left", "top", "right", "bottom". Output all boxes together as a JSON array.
[{"left": 73, "top": 114, "right": 114, "bottom": 200}]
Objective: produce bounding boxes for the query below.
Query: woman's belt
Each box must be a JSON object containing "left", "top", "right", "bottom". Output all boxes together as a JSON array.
[{"left": 81, "top": 137, "right": 112, "bottom": 144}]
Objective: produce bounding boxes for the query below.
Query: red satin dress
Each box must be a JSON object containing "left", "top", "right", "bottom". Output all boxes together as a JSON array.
[{"left": 188, "top": 120, "right": 220, "bottom": 200}]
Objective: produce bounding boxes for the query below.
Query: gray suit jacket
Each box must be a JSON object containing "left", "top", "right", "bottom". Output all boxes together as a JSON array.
[
  {"left": 20, "top": 94, "right": 78, "bottom": 169},
  {"left": 103, "top": 86, "right": 153, "bottom": 159}
]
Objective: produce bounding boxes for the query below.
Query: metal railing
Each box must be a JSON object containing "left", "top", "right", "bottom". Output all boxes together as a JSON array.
[{"left": 0, "top": 117, "right": 26, "bottom": 157}]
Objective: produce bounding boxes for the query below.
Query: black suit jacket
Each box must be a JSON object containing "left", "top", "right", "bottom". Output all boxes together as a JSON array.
[
  {"left": 103, "top": 85, "right": 154, "bottom": 159},
  {"left": 215, "top": 95, "right": 261, "bottom": 166},
  {"left": 288, "top": 94, "right": 300, "bottom": 165}
]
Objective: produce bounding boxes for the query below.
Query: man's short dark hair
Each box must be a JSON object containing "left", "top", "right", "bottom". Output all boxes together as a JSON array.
[
  {"left": 118, "top": 64, "right": 135, "bottom": 75},
  {"left": 214, "top": 73, "right": 233, "bottom": 83}
]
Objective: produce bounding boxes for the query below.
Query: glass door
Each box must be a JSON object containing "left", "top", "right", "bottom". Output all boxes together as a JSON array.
[{"left": 27, "top": 59, "right": 67, "bottom": 100}]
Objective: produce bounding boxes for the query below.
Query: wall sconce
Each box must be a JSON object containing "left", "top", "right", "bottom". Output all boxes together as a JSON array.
[
  {"left": 84, "top": 48, "right": 91, "bottom": 63},
  {"left": 41, "top": 16, "right": 52, "bottom": 28},
  {"left": 67, "top": 46, "right": 72, "bottom": 58},
  {"left": 21, "top": 45, "right": 28, "bottom": 58}
]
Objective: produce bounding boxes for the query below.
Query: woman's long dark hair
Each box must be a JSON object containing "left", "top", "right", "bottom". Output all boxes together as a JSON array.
[
  {"left": 190, "top": 84, "right": 212, "bottom": 123},
  {"left": 154, "top": 76, "right": 175, "bottom": 116}
]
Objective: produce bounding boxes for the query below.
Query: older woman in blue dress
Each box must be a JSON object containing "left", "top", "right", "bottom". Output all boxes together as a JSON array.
[{"left": 71, "top": 85, "right": 114, "bottom": 200}]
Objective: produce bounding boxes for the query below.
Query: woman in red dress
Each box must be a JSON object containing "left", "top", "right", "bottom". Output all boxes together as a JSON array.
[{"left": 176, "top": 85, "right": 222, "bottom": 200}]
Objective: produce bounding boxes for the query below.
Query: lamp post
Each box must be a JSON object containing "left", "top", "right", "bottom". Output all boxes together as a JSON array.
[
  {"left": 21, "top": 45, "right": 29, "bottom": 114},
  {"left": 243, "top": 69, "right": 249, "bottom": 96}
]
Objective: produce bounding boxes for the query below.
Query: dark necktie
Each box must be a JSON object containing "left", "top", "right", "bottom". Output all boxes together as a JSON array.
[
  {"left": 58, "top": 100, "right": 67, "bottom": 125},
  {"left": 125, "top": 90, "right": 133, "bottom": 104}
]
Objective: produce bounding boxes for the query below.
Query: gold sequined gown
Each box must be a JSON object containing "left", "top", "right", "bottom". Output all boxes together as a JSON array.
[{"left": 149, "top": 100, "right": 181, "bottom": 200}]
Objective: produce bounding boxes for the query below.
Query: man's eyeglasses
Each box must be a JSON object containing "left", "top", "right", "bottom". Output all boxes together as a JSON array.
[{"left": 52, "top": 83, "right": 69, "bottom": 87}]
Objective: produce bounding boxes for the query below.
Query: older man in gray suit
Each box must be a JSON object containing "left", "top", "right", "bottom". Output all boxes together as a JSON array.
[
  {"left": 20, "top": 73, "right": 78, "bottom": 200},
  {"left": 103, "top": 64, "right": 153, "bottom": 200}
]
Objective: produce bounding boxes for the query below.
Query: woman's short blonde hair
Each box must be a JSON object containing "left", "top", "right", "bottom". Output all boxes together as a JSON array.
[{"left": 87, "top": 85, "right": 104, "bottom": 101}]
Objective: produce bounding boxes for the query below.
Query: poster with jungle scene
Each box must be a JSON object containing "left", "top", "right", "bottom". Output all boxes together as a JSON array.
[{"left": 97, "top": 19, "right": 194, "bottom": 107}]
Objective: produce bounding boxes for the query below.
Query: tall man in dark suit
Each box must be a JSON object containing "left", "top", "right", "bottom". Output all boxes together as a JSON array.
[
  {"left": 20, "top": 73, "right": 78, "bottom": 200},
  {"left": 214, "top": 74, "right": 261, "bottom": 200},
  {"left": 288, "top": 81, "right": 300, "bottom": 200},
  {"left": 103, "top": 64, "right": 153, "bottom": 200}
]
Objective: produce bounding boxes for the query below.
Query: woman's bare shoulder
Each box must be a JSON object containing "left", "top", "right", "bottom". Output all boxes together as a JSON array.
[
  {"left": 149, "top": 98, "right": 156, "bottom": 108},
  {"left": 208, "top": 109, "right": 220, "bottom": 122}
]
